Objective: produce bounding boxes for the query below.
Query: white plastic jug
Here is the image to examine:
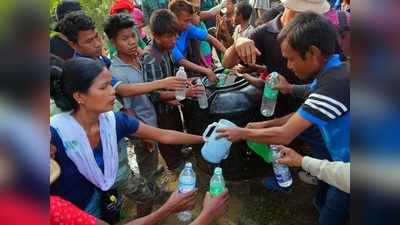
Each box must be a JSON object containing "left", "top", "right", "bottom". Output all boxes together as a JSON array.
[{"left": 201, "top": 119, "right": 237, "bottom": 163}]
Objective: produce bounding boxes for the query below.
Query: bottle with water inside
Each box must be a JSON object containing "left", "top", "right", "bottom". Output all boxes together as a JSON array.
[
  {"left": 175, "top": 66, "right": 187, "bottom": 101},
  {"left": 271, "top": 145, "right": 293, "bottom": 188},
  {"left": 260, "top": 72, "right": 279, "bottom": 117},
  {"left": 177, "top": 162, "right": 196, "bottom": 222},
  {"left": 195, "top": 78, "right": 208, "bottom": 109},
  {"left": 210, "top": 167, "right": 225, "bottom": 197}
]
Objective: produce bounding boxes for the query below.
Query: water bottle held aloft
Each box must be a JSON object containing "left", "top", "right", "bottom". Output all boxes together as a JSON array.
[
  {"left": 260, "top": 72, "right": 279, "bottom": 117},
  {"left": 176, "top": 66, "right": 187, "bottom": 101},
  {"left": 210, "top": 167, "right": 225, "bottom": 197},
  {"left": 177, "top": 162, "right": 196, "bottom": 222}
]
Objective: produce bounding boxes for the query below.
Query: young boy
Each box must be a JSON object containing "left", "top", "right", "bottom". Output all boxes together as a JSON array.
[
  {"left": 60, "top": 11, "right": 186, "bottom": 97},
  {"left": 232, "top": 1, "right": 254, "bottom": 41},
  {"left": 169, "top": 0, "right": 227, "bottom": 82},
  {"left": 142, "top": 9, "right": 205, "bottom": 187},
  {"left": 105, "top": 13, "right": 159, "bottom": 181}
]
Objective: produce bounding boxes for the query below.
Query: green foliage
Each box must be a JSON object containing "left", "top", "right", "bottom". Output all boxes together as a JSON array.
[
  {"left": 48, "top": 0, "right": 113, "bottom": 37},
  {"left": 50, "top": 0, "right": 60, "bottom": 17},
  {"left": 80, "top": 0, "right": 113, "bottom": 35}
]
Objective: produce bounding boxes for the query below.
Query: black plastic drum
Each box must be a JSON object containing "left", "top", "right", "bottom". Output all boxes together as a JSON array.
[{"left": 184, "top": 69, "right": 271, "bottom": 180}]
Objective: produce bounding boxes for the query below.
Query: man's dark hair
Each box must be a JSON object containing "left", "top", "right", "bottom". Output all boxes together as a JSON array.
[
  {"left": 104, "top": 13, "right": 135, "bottom": 40},
  {"left": 256, "top": 4, "right": 284, "bottom": 26},
  {"left": 150, "top": 9, "right": 179, "bottom": 36},
  {"left": 168, "top": 0, "right": 194, "bottom": 16},
  {"left": 56, "top": 0, "right": 82, "bottom": 21},
  {"left": 277, "top": 11, "right": 338, "bottom": 59},
  {"left": 58, "top": 11, "right": 95, "bottom": 43},
  {"left": 236, "top": 1, "right": 252, "bottom": 21}
]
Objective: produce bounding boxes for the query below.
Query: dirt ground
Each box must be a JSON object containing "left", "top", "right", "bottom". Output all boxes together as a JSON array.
[{"left": 121, "top": 145, "right": 319, "bottom": 225}]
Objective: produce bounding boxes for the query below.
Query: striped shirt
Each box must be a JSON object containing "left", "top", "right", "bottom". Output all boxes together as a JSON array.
[
  {"left": 142, "top": 41, "right": 176, "bottom": 114},
  {"left": 298, "top": 54, "right": 350, "bottom": 162}
]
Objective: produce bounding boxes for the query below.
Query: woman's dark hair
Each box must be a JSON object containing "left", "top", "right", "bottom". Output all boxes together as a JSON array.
[
  {"left": 104, "top": 13, "right": 135, "bottom": 40},
  {"left": 277, "top": 11, "right": 338, "bottom": 59},
  {"left": 169, "top": 0, "right": 194, "bottom": 16},
  {"left": 236, "top": 1, "right": 253, "bottom": 21},
  {"left": 58, "top": 11, "right": 95, "bottom": 43},
  {"left": 150, "top": 9, "right": 179, "bottom": 36},
  {"left": 50, "top": 57, "right": 105, "bottom": 111}
]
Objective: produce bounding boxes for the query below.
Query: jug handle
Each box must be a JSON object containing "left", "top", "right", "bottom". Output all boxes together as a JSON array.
[{"left": 202, "top": 122, "right": 218, "bottom": 141}]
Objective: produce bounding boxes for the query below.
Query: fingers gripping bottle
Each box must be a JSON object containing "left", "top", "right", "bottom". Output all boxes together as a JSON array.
[
  {"left": 175, "top": 66, "right": 187, "bottom": 101},
  {"left": 271, "top": 145, "right": 293, "bottom": 188},
  {"left": 210, "top": 167, "right": 225, "bottom": 197},
  {"left": 260, "top": 72, "right": 279, "bottom": 117},
  {"left": 177, "top": 162, "right": 196, "bottom": 222}
]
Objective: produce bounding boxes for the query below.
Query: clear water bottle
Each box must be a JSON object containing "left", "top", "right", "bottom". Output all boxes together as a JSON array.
[
  {"left": 216, "top": 73, "right": 227, "bottom": 87},
  {"left": 175, "top": 66, "right": 187, "bottom": 101},
  {"left": 195, "top": 78, "right": 208, "bottom": 109},
  {"left": 271, "top": 145, "right": 293, "bottom": 188},
  {"left": 177, "top": 162, "right": 196, "bottom": 222},
  {"left": 224, "top": 75, "right": 236, "bottom": 86},
  {"left": 210, "top": 167, "right": 225, "bottom": 197},
  {"left": 260, "top": 72, "right": 279, "bottom": 117}
]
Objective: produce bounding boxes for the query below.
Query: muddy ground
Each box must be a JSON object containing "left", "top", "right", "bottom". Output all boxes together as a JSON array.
[{"left": 121, "top": 145, "right": 319, "bottom": 225}]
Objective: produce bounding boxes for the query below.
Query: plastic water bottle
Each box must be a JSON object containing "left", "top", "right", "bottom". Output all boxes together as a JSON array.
[
  {"left": 224, "top": 75, "right": 236, "bottom": 86},
  {"left": 195, "top": 78, "right": 208, "bottom": 109},
  {"left": 271, "top": 145, "right": 292, "bottom": 188},
  {"left": 177, "top": 162, "right": 196, "bottom": 222},
  {"left": 210, "top": 167, "right": 225, "bottom": 197},
  {"left": 175, "top": 66, "right": 187, "bottom": 101},
  {"left": 260, "top": 72, "right": 279, "bottom": 117},
  {"left": 216, "top": 73, "right": 227, "bottom": 87}
]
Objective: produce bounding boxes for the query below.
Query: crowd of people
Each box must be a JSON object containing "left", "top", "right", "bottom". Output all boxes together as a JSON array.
[{"left": 50, "top": 0, "right": 351, "bottom": 224}]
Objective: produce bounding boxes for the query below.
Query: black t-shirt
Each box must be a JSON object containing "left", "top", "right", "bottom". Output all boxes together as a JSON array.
[
  {"left": 50, "top": 35, "right": 75, "bottom": 60},
  {"left": 249, "top": 14, "right": 303, "bottom": 117}
]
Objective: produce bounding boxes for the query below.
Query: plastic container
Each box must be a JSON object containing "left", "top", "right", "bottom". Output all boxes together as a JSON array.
[
  {"left": 177, "top": 162, "right": 196, "bottom": 222},
  {"left": 246, "top": 140, "right": 272, "bottom": 163},
  {"left": 175, "top": 66, "right": 187, "bottom": 101},
  {"left": 260, "top": 72, "right": 279, "bottom": 117}
]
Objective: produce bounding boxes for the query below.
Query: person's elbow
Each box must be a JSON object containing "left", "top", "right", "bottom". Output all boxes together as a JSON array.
[{"left": 115, "top": 84, "right": 129, "bottom": 97}]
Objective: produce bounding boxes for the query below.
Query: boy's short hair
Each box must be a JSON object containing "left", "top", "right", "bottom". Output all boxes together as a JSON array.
[
  {"left": 150, "top": 9, "right": 179, "bottom": 36},
  {"left": 104, "top": 13, "right": 135, "bottom": 40},
  {"left": 236, "top": 1, "right": 253, "bottom": 21},
  {"left": 277, "top": 11, "right": 338, "bottom": 59},
  {"left": 168, "top": 0, "right": 194, "bottom": 16},
  {"left": 59, "top": 11, "right": 95, "bottom": 43}
]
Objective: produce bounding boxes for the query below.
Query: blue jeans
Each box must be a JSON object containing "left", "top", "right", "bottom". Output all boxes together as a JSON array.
[{"left": 299, "top": 127, "right": 350, "bottom": 225}]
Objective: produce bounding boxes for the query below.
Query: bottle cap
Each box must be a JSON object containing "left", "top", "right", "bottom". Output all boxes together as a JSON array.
[
  {"left": 270, "top": 145, "right": 278, "bottom": 150},
  {"left": 269, "top": 72, "right": 278, "bottom": 79},
  {"left": 185, "top": 162, "right": 192, "bottom": 168},
  {"left": 214, "top": 167, "right": 222, "bottom": 175}
]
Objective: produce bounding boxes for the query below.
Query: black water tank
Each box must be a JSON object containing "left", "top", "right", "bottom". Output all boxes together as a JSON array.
[{"left": 184, "top": 72, "right": 271, "bottom": 180}]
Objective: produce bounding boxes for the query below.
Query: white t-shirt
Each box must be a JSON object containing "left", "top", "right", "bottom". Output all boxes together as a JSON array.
[{"left": 232, "top": 24, "right": 255, "bottom": 41}]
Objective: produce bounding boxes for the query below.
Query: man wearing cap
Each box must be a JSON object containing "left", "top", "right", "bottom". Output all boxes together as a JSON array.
[{"left": 224, "top": 0, "right": 332, "bottom": 119}]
